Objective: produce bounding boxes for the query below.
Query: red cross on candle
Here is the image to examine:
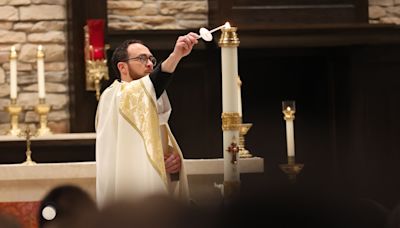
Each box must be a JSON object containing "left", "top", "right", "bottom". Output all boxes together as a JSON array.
[{"left": 226, "top": 142, "right": 239, "bottom": 164}]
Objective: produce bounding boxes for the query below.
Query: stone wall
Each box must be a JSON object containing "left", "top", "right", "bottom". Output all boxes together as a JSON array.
[
  {"left": 369, "top": 0, "right": 400, "bottom": 24},
  {"left": 0, "top": 0, "right": 68, "bottom": 134},
  {"left": 108, "top": 0, "right": 208, "bottom": 30}
]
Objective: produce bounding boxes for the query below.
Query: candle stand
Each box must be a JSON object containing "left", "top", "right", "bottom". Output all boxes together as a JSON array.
[
  {"left": 239, "top": 123, "right": 253, "bottom": 158},
  {"left": 19, "top": 126, "right": 37, "bottom": 165},
  {"left": 5, "top": 99, "right": 22, "bottom": 136},
  {"left": 279, "top": 156, "right": 303, "bottom": 183},
  {"left": 35, "top": 98, "right": 52, "bottom": 136}
]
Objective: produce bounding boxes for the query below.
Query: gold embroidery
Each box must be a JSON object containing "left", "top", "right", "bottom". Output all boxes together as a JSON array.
[{"left": 119, "top": 80, "right": 167, "bottom": 188}]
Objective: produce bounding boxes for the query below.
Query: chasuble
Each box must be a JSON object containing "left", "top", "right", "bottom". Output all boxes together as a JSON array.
[{"left": 95, "top": 77, "right": 189, "bottom": 208}]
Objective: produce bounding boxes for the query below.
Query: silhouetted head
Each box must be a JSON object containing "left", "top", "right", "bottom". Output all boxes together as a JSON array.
[{"left": 38, "top": 185, "right": 97, "bottom": 228}]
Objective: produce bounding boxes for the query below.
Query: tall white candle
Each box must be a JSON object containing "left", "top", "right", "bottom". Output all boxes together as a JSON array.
[
  {"left": 9, "top": 46, "right": 17, "bottom": 100},
  {"left": 285, "top": 117, "right": 295, "bottom": 157},
  {"left": 220, "top": 22, "right": 241, "bottom": 183},
  {"left": 37, "top": 45, "right": 45, "bottom": 99}
]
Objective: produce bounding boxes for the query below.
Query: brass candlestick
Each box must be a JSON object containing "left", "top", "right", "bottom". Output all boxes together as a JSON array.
[
  {"left": 239, "top": 123, "right": 253, "bottom": 158},
  {"left": 35, "top": 98, "right": 52, "bottom": 136},
  {"left": 5, "top": 99, "right": 22, "bottom": 136},
  {"left": 19, "top": 126, "right": 37, "bottom": 165},
  {"left": 84, "top": 25, "right": 109, "bottom": 101},
  {"left": 279, "top": 156, "right": 303, "bottom": 183}
]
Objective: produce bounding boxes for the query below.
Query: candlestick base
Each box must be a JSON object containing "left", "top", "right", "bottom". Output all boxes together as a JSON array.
[
  {"left": 239, "top": 123, "right": 253, "bottom": 158},
  {"left": 35, "top": 101, "right": 52, "bottom": 136},
  {"left": 5, "top": 101, "right": 22, "bottom": 136},
  {"left": 223, "top": 180, "right": 240, "bottom": 201},
  {"left": 21, "top": 154, "right": 37, "bottom": 166},
  {"left": 279, "top": 156, "right": 303, "bottom": 183}
]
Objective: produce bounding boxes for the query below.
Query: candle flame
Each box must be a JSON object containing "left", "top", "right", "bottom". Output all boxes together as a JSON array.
[
  {"left": 224, "top": 22, "right": 231, "bottom": 29},
  {"left": 286, "top": 106, "right": 291, "bottom": 111},
  {"left": 38, "top": 45, "right": 43, "bottom": 51},
  {"left": 11, "top": 46, "right": 15, "bottom": 52}
]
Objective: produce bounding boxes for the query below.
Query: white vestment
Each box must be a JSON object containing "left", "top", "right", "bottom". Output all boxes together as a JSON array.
[{"left": 95, "top": 77, "right": 189, "bottom": 208}]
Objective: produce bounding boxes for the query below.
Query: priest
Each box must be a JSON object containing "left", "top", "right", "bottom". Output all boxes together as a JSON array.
[{"left": 95, "top": 32, "right": 198, "bottom": 208}]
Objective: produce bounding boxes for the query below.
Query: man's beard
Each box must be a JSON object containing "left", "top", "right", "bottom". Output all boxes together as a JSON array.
[{"left": 127, "top": 65, "right": 152, "bottom": 80}]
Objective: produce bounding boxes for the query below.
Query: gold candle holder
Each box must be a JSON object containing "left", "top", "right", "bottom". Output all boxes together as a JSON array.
[
  {"left": 279, "top": 156, "right": 304, "bottom": 183},
  {"left": 35, "top": 98, "right": 52, "bottom": 136},
  {"left": 5, "top": 99, "right": 22, "bottom": 136},
  {"left": 239, "top": 123, "right": 253, "bottom": 158},
  {"left": 19, "top": 126, "right": 37, "bottom": 165},
  {"left": 219, "top": 23, "right": 240, "bottom": 47}
]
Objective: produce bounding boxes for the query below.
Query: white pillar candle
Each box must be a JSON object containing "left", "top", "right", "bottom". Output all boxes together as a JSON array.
[
  {"left": 9, "top": 46, "right": 17, "bottom": 100},
  {"left": 285, "top": 118, "right": 295, "bottom": 157},
  {"left": 37, "top": 45, "right": 45, "bottom": 99},
  {"left": 220, "top": 23, "right": 241, "bottom": 183}
]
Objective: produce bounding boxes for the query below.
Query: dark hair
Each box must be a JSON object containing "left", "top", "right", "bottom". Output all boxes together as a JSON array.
[
  {"left": 38, "top": 185, "right": 97, "bottom": 228},
  {"left": 111, "top": 39, "right": 144, "bottom": 79}
]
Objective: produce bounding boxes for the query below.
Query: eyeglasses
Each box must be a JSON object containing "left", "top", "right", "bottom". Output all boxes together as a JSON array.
[{"left": 124, "top": 54, "right": 157, "bottom": 66}]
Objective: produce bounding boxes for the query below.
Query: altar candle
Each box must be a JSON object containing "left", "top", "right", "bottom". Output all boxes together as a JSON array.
[
  {"left": 221, "top": 23, "right": 239, "bottom": 114},
  {"left": 37, "top": 45, "right": 45, "bottom": 99},
  {"left": 219, "top": 22, "right": 241, "bottom": 183},
  {"left": 9, "top": 46, "right": 17, "bottom": 99},
  {"left": 285, "top": 107, "right": 295, "bottom": 157}
]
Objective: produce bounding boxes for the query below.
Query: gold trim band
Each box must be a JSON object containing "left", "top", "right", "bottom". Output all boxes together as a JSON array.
[
  {"left": 221, "top": 112, "right": 242, "bottom": 131},
  {"left": 218, "top": 27, "right": 240, "bottom": 47}
]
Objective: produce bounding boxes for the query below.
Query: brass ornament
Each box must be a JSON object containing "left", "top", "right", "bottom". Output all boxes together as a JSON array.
[
  {"left": 221, "top": 112, "right": 242, "bottom": 131},
  {"left": 5, "top": 99, "right": 22, "bottom": 136},
  {"left": 19, "top": 126, "right": 37, "bottom": 165},
  {"left": 35, "top": 99, "right": 52, "bottom": 136},
  {"left": 218, "top": 26, "right": 240, "bottom": 48}
]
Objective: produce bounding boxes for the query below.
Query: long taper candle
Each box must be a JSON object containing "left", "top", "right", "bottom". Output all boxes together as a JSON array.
[
  {"left": 37, "top": 45, "right": 45, "bottom": 99},
  {"left": 285, "top": 113, "right": 295, "bottom": 157},
  {"left": 282, "top": 101, "right": 296, "bottom": 158},
  {"left": 9, "top": 46, "right": 17, "bottom": 100}
]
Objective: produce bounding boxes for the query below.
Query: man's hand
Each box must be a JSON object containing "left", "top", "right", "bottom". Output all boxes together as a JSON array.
[
  {"left": 164, "top": 152, "right": 181, "bottom": 174},
  {"left": 161, "top": 32, "right": 199, "bottom": 73},
  {"left": 172, "top": 32, "right": 199, "bottom": 59}
]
